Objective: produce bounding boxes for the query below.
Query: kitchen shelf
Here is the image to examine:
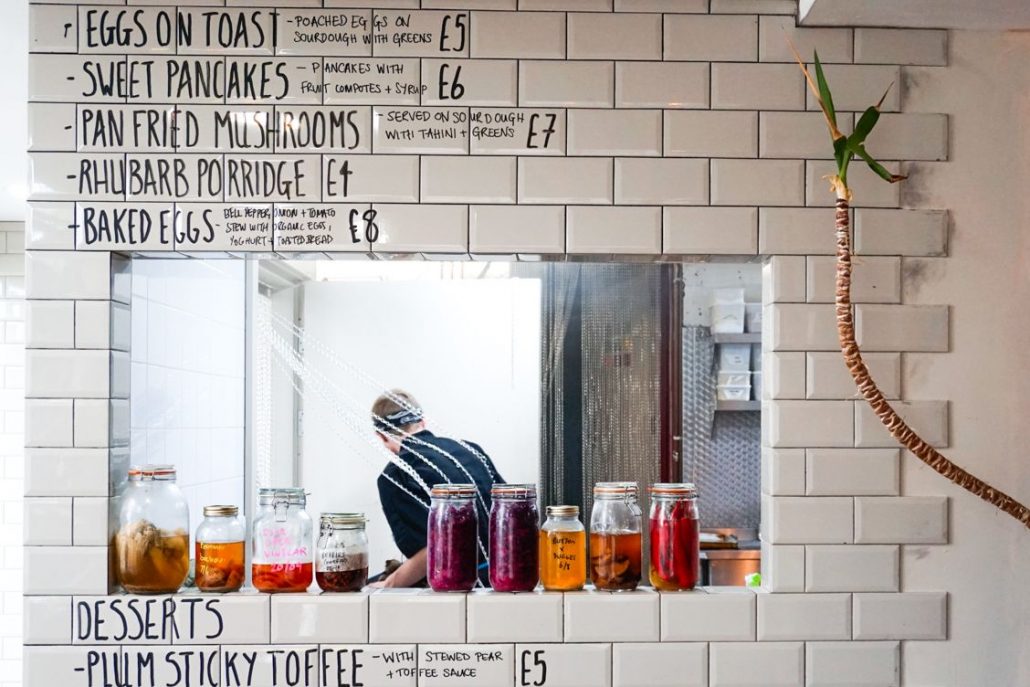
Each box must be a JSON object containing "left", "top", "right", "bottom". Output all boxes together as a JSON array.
[
  {"left": 716, "top": 400, "right": 761, "bottom": 412},
  {"left": 712, "top": 332, "right": 762, "bottom": 344}
]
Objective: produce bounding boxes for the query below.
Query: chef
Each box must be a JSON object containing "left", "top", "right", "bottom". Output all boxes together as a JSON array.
[{"left": 370, "top": 389, "right": 503, "bottom": 588}]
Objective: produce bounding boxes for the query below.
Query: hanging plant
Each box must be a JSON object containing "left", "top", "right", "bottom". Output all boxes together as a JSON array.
[{"left": 790, "top": 44, "right": 1030, "bottom": 529}]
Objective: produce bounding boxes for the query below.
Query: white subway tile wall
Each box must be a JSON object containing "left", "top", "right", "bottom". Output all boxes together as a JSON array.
[
  {"left": 0, "top": 225, "right": 24, "bottom": 687},
  {"left": 20, "top": 4, "right": 958, "bottom": 686},
  {"left": 130, "top": 259, "right": 246, "bottom": 533}
]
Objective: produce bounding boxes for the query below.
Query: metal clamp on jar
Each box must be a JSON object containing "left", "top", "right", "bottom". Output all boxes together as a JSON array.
[
  {"left": 251, "top": 488, "right": 313, "bottom": 593},
  {"left": 316, "top": 513, "right": 369, "bottom": 592}
]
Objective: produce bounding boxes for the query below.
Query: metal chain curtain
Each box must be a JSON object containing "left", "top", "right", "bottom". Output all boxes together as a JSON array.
[{"left": 537, "top": 263, "right": 663, "bottom": 549}]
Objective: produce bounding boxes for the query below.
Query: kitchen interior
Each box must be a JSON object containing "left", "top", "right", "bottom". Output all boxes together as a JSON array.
[{"left": 124, "top": 256, "right": 764, "bottom": 593}]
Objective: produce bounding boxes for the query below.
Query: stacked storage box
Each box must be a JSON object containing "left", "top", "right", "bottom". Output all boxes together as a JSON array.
[{"left": 711, "top": 289, "right": 762, "bottom": 402}]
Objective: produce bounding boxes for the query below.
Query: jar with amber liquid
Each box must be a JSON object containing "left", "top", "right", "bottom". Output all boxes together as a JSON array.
[
  {"left": 589, "top": 482, "right": 642, "bottom": 591},
  {"left": 539, "top": 505, "right": 586, "bottom": 591},
  {"left": 116, "top": 465, "right": 190, "bottom": 594},
  {"left": 195, "top": 505, "right": 246, "bottom": 593},
  {"left": 649, "top": 483, "right": 700, "bottom": 591}
]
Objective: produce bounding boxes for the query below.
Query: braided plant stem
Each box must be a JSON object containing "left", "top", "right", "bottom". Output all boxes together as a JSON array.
[{"left": 834, "top": 196, "right": 1030, "bottom": 529}]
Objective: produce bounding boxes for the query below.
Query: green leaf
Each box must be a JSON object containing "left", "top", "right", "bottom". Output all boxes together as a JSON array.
[
  {"left": 854, "top": 145, "right": 907, "bottom": 183},
  {"left": 833, "top": 135, "right": 849, "bottom": 173},
  {"left": 849, "top": 105, "right": 881, "bottom": 151},
  {"left": 813, "top": 51, "right": 837, "bottom": 129}
]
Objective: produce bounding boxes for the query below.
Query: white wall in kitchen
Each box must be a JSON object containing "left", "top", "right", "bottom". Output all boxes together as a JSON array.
[
  {"left": 130, "top": 259, "right": 246, "bottom": 538},
  {"left": 0, "top": 223, "right": 24, "bottom": 687},
  {"left": 15, "top": 2, "right": 1030, "bottom": 686}
]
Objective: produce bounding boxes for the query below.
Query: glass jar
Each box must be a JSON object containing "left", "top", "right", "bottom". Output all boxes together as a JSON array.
[
  {"left": 649, "top": 483, "right": 700, "bottom": 591},
  {"left": 539, "top": 505, "right": 586, "bottom": 591},
  {"left": 489, "top": 484, "right": 539, "bottom": 592},
  {"left": 195, "top": 505, "right": 246, "bottom": 593},
  {"left": 115, "top": 465, "right": 190, "bottom": 594},
  {"left": 251, "top": 488, "right": 313, "bottom": 593},
  {"left": 589, "top": 482, "right": 642, "bottom": 591},
  {"left": 316, "top": 513, "right": 369, "bottom": 592},
  {"left": 427, "top": 484, "right": 479, "bottom": 592}
]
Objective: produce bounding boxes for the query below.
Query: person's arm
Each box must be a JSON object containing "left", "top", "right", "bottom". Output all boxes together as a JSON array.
[{"left": 375, "top": 548, "right": 427, "bottom": 588}]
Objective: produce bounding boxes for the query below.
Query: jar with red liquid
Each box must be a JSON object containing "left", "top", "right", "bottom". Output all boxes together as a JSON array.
[
  {"left": 251, "top": 488, "right": 313, "bottom": 593},
  {"left": 316, "top": 513, "right": 369, "bottom": 592},
  {"left": 427, "top": 484, "right": 480, "bottom": 592},
  {"left": 648, "top": 483, "right": 700, "bottom": 591},
  {"left": 489, "top": 484, "right": 539, "bottom": 592}
]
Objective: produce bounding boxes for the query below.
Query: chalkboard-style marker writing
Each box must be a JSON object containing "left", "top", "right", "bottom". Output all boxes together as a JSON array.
[
  {"left": 519, "top": 650, "right": 547, "bottom": 687},
  {"left": 527, "top": 113, "right": 558, "bottom": 149},
  {"left": 437, "top": 64, "right": 465, "bottom": 101},
  {"left": 440, "top": 14, "right": 468, "bottom": 53}
]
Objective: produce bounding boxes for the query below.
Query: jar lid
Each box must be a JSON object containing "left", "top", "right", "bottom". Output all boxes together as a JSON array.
[
  {"left": 203, "top": 505, "right": 239, "bottom": 517},
  {"left": 491, "top": 483, "right": 537, "bottom": 498},
  {"left": 649, "top": 482, "right": 698, "bottom": 497},
  {"left": 320, "top": 512, "right": 367, "bottom": 527},
  {"left": 431, "top": 483, "right": 477, "bottom": 497},
  {"left": 258, "top": 487, "right": 307, "bottom": 504},
  {"left": 143, "top": 464, "right": 177, "bottom": 479},
  {"left": 546, "top": 505, "right": 579, "bottom": 517},
  {"left": 594, "top": 481, "right": 638, "bottom": 496}
]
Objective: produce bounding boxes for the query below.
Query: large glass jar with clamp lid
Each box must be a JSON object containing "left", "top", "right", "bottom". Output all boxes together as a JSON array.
[
  {"left": 316, "top": 512, "right": 369, "bottom": 592},
  {"left": 648, "top": 483, "right": 700, "bottom": 591},
  {"left": 427, "top": 484, "right": 480, "bottom": 592},
  {"left": 252, "top": 488, "right": 313, "bottom": 593},
  {"left": 590, "top": 482, "right": 642, "bottom": 591},
  {"left": 489, "top": 484, "right": 540, "bottom": 592},
  {"left": 115, "top": 465, "right": 190, "bottom": 594}
]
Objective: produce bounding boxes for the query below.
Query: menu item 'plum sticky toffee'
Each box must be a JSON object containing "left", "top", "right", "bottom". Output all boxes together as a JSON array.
[
  {"left": 539, "top": 505, "right": 586, "bottom": 591},
  {"left": 648, "top": 483, "right": 700, "bottom": 591},
  {"left": 316, "top": 512, "right": 369, "bottom": 592},
  {"left": 116, "top": 465, "right": 190, "bottom": 594},
  {"left": 195, "top": 505, "right": 246, "bottom": 593},
  {"left": 251, "top": 488, "right": 314, "bottom": 593},
  {"left": 489, "top": 484, "right": 540, "bottom": 592},
  {"left": 427, "top": 484, "right": 480, "bottom": 592},
  {"left": 590, "top": 482, "right": 643, "bottom": 591}
]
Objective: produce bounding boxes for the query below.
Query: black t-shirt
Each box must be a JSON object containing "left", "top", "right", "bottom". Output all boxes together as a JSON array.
[{"left": 376, "top": 430, "right": 504, "bottom": 581}]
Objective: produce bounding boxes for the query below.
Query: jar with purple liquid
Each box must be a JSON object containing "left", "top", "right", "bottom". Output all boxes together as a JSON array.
[
  {"left": 489, "top": 484, "right": 539, "bottom": 592},
  {"left": 427, "top": 484, "right": 479, "bottom": 592}
]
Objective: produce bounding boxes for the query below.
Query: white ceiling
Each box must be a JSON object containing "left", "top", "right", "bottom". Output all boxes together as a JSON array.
[{"left": 800, "top": 0, "right": 1030, "bottom": 30}]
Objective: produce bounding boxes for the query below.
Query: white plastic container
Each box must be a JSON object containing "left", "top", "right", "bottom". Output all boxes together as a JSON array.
[
  {"left": 718, "top": 343, "right": 751, "bottom": 372},
  {"left": 745, "top": 303, "right": 762, "bottom": 333},
  {"left": 752, "top": 372, "right": 763, "bottom": 400},
  {"left": 717, "top": 385, "right": 751, "bottom": 401},
  {"left": 710, "top": 304, "right": 745, "bottom": 333},
  {"left": 751, "top": 344, "right": 762, "bottom": 371},
  {"left": 718, "top": 371, "right": 750, "bottom": 386}
]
